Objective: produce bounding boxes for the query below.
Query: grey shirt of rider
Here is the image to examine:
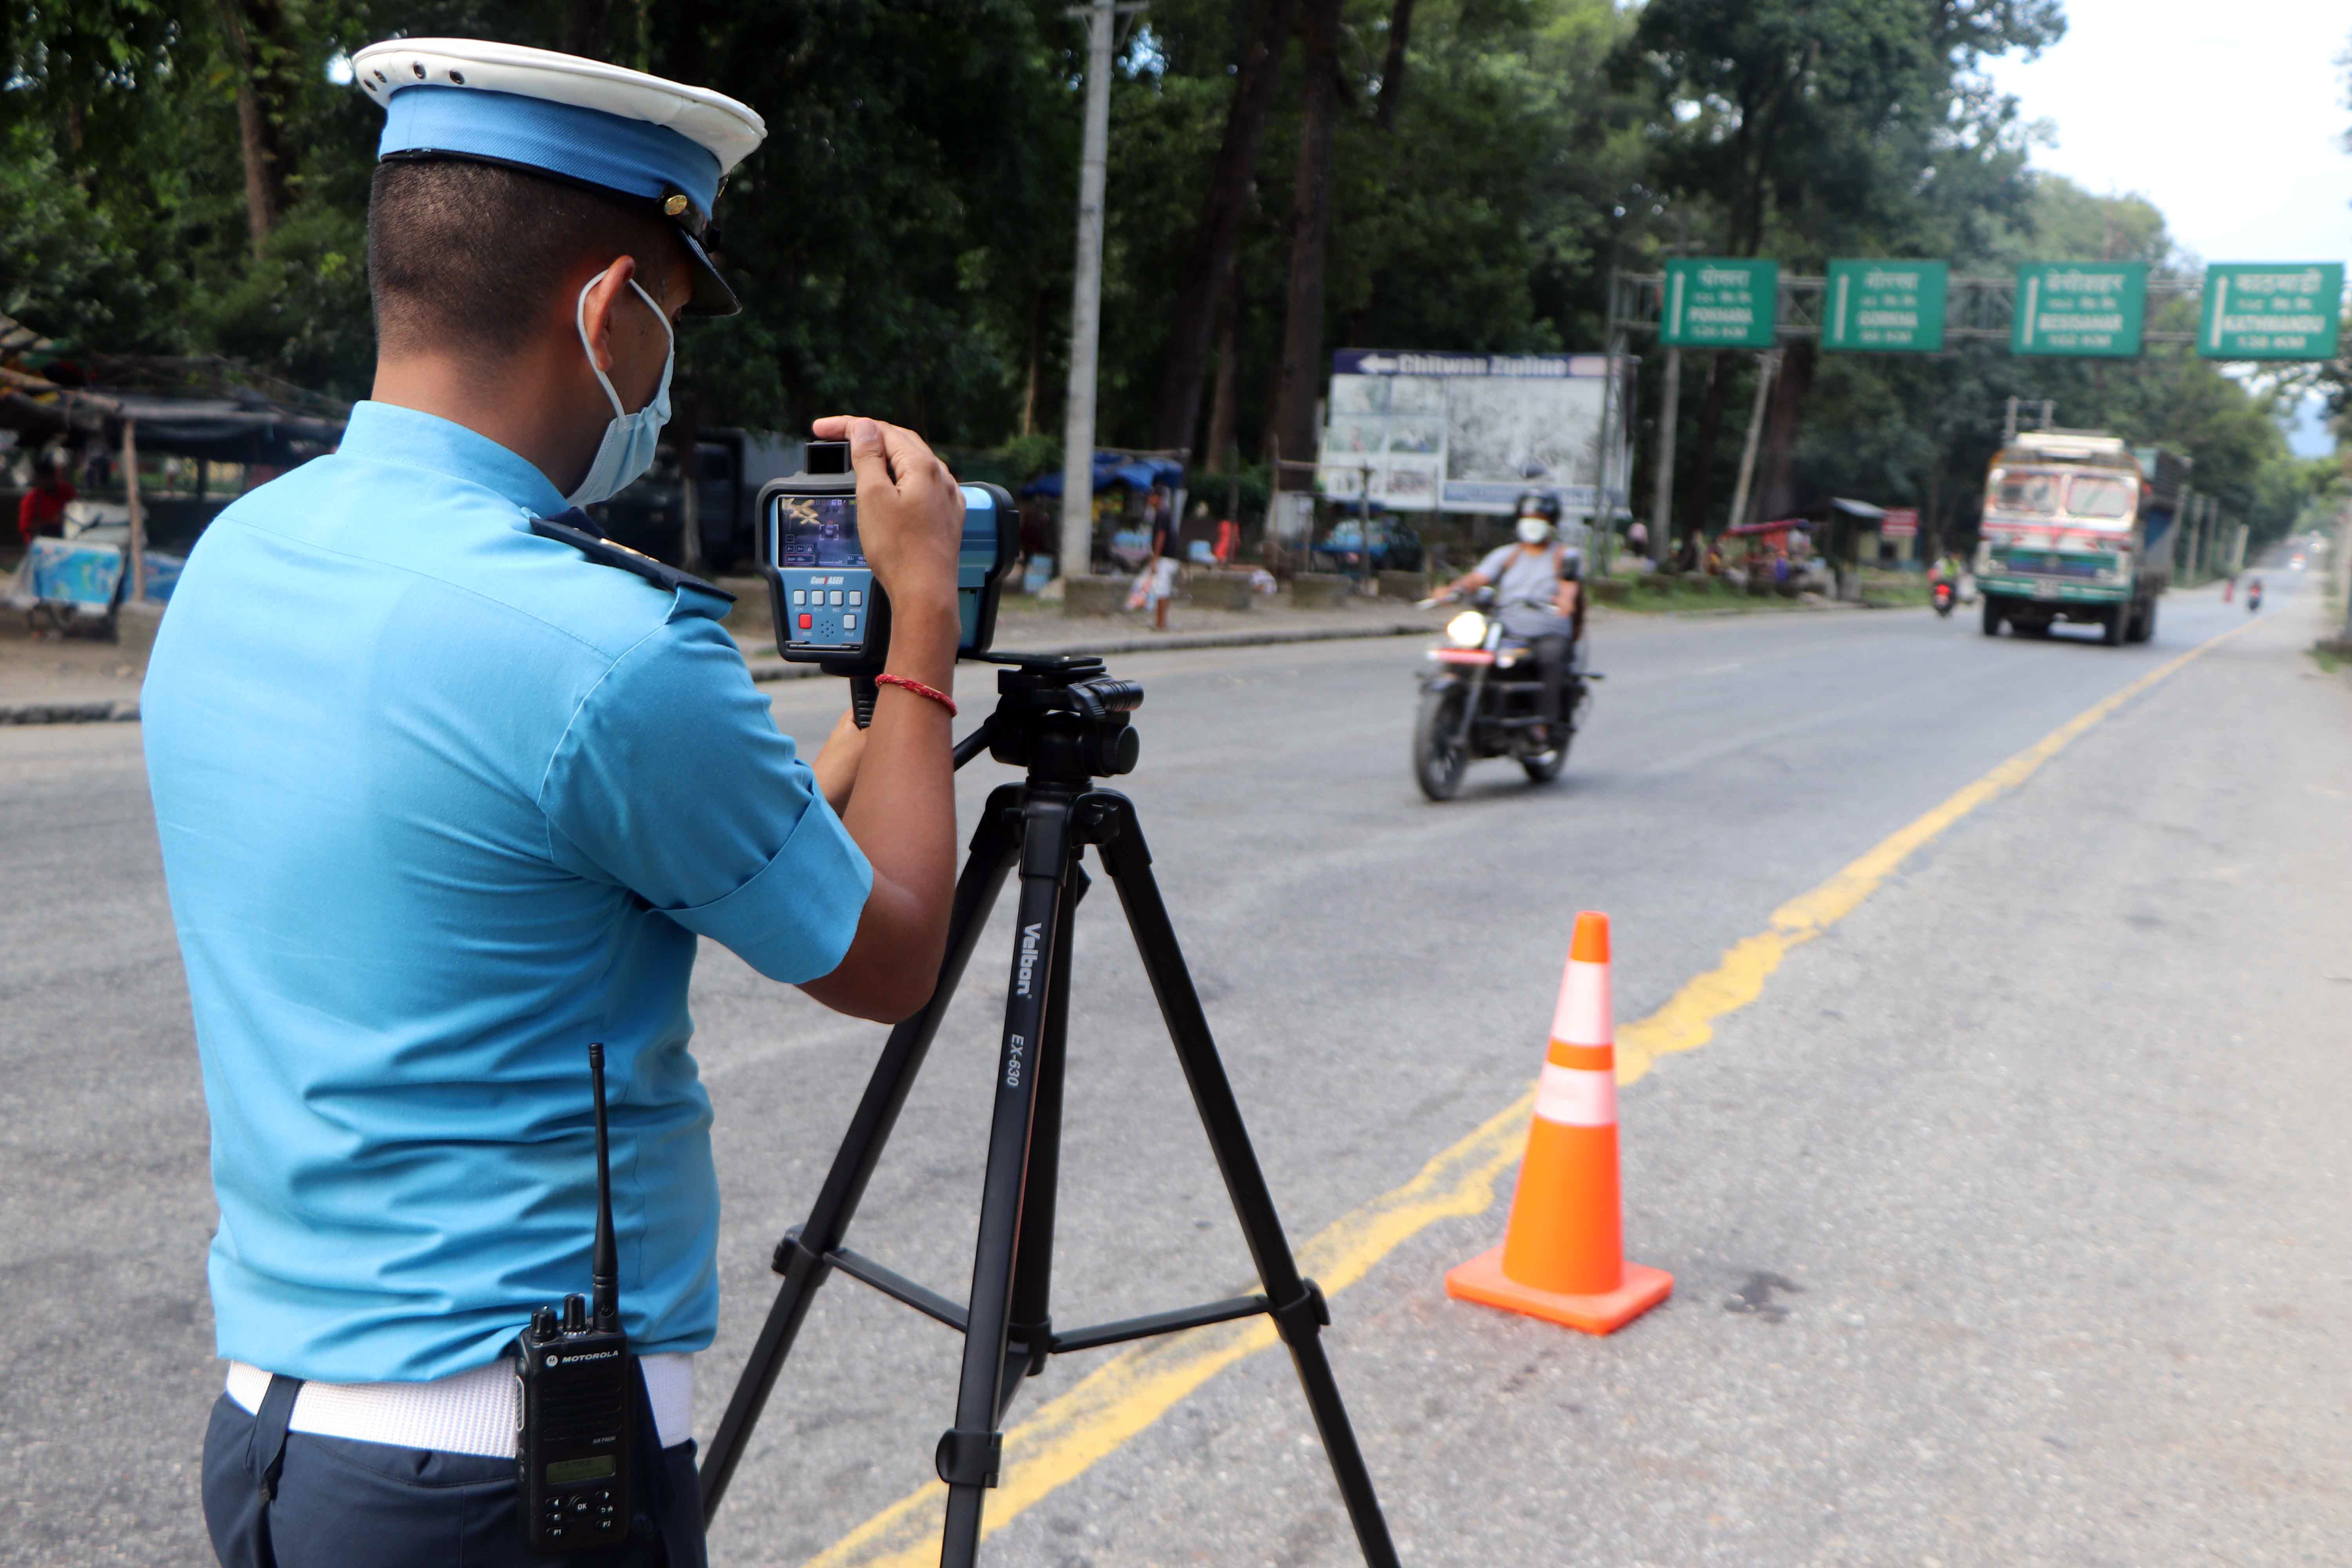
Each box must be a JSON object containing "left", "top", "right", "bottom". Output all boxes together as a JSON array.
[{"left": 1475, "top": 544, "right": 1576, "bottom": 641}]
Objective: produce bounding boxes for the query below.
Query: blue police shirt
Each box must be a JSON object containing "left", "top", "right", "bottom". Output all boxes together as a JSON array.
[{"left": 142, "top": 401, "right": 871, "bottom": 1383}]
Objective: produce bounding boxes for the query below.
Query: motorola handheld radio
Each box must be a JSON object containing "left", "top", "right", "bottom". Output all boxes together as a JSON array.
[
  {"left": 515, "top": 1043, "right": 633, "bottom": 1554},
  {"left": 757, "top": 440, "right": 1020, "bottom": 721}
]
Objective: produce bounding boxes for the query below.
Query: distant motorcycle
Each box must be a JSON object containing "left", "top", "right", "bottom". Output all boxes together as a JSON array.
[
  {"left": 1409, "top": 587, "right": 1595, "bottom": 801},
  {"left": 2247, "top": 578, "right": 2263, "bottom": 613},
  {"left": 1931, "top": 578, "right": 1955, "bottom": 617}
]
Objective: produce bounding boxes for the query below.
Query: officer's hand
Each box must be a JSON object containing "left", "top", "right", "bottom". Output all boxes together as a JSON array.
[{"left": 813, "top": 416, "right": 960, "bottom": 625}]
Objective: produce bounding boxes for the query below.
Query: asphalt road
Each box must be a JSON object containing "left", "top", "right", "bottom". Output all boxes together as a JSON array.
[{"left": 3, "top": 575, "right": 2345, "bottom": 1566}]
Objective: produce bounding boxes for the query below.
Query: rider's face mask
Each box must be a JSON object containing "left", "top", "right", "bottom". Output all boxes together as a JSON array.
[
  {"left": 1515, "top": 517, "right": 1553, "bottom": 546},
  {"left": 566, "top": 267, "right": 675, "bottom": 509}
]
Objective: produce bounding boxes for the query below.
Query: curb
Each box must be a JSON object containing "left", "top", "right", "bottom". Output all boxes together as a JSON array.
[
  {"left": 0, "top": 623, "right": 1436, "bottom": 723},
  {"left": 1, "top": 699, "right": 140, "bottom": 725},
  {"left": 743, "top": 619, "right": 1432, "bottom": 684}
]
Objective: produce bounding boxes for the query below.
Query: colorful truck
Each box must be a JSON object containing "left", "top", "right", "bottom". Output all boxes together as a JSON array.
[{"left": 1974, "top": 431, "right": 2185, "bottom": 645}]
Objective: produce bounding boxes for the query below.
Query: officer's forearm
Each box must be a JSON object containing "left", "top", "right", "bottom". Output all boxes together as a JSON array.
[{"left": 800, "top": 603, "right": 960, "bottom": 1022}]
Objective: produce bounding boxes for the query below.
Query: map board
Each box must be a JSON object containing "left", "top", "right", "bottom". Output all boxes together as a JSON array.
[
  {"left": 1318, "top": 351, "right": 1632, "bottom": 517},
  {"left": 2011, "top": 262, "right": 2148, "bottom": 357},
  {"left": 1659, "top": 259, "right": 1778, "bottom": 348},
  {"left": 2198, "top": 263, "right": 2344, "bottom": 360},
  {"left": 1822, "top": 260, "right": 1948, "bottom": 352}
]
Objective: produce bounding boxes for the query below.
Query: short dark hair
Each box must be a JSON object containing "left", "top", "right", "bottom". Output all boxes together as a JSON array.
[{"left": 367, "top": 159, "right": 681, "bottom": 358}]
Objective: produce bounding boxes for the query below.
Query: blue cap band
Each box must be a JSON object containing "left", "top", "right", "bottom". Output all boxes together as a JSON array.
[{"left": 378, "top": 84, "right": 721, "bottom": 214}]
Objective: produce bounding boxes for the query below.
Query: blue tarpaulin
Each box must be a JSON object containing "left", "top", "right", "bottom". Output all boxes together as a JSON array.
[{"left": 1021, "top": 453, "right": 1186, "bottom": 497}]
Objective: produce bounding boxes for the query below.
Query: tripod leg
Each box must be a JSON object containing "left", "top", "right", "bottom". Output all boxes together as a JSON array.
[
  {"left": 700, "top": 785, "right": 1024, "bottom": 1522},
  {"left": 1002, "top": 859, "right": 1085, "bottom": 1416},
  {"left": 937, "top": 791, "right": 1081, "bottom": 1567},
  {"left": 1090, "top": 793, "right": 1401, "bottom": 1568}
]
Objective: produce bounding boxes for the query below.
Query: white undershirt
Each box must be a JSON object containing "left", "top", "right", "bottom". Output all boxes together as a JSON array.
[{"left": 225, "top": 1353, "right": 693, "bottom": 1458}]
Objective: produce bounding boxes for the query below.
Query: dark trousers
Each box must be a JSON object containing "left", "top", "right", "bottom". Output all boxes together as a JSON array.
[
  {"left": 1528, "top": 634, "right": 1573, "bottom": 734},
  {"left": 203, "top": 1371, "right": 705, "bottom": 1568}
]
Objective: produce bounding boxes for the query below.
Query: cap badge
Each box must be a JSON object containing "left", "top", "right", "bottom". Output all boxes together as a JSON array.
[{"left": 664, "top": 194, "right": 689, "bottom": 217}]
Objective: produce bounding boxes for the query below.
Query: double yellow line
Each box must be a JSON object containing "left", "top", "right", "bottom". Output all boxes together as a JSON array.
[{"left": 804, "top": 621, "right": 2249, "bottom": 1566}]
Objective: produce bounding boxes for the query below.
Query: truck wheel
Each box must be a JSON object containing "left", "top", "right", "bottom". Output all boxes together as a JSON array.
[
  {"left": 2101, "top": 606, "right": 2125, "bottom": 646},
  {"left": 2138, "top": 598, "right": 2157, "bottom": 644},
  {"left": 1980, "top": 597, "right": 2003, "bottom": 637}
]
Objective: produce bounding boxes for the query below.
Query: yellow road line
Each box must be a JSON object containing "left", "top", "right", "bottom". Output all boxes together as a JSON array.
[{"left": 807, "top": 620, "right": 2249, "bottom": 1565}]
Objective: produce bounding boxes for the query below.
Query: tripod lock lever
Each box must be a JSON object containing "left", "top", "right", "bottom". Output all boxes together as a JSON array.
[{"left": 934, "top": 1428, "right": 1003, "bottom": 1489}]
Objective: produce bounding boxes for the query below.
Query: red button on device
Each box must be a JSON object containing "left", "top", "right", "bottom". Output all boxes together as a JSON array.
[{"left": 798, "top": 613, "right": 813, "bottom": 630}]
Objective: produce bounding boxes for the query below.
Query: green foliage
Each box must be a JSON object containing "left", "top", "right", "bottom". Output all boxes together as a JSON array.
[{"left": 0, "top": 0, "right": 2329, "bottom": 552}]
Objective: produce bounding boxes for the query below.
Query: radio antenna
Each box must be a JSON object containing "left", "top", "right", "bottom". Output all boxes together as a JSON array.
[{"left": 587, "top": 1043, "right": 620, "bottom": 1333}]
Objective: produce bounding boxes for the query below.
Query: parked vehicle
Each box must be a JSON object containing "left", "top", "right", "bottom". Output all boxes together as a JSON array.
[
  {"left": 1313, "top": 517, "right": 1424, "bottom": 574},
  {"left": 1408, "top": 586, "right": 1595, "bottom": 800},
  {"left": 592, "top": 428, "right": 801, "bottom": 572},
  {"left": 1974, "top": 432, "right": 2183, "bottom": 645}
]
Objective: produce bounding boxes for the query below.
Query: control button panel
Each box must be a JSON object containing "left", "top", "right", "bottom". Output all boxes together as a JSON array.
[{"left": 776, "top": 570, "right": 875, "bottom": 650}]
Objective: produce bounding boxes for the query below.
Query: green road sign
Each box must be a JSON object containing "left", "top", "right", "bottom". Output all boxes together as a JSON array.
[
  {"left": 2011, "top": 262, "right": 2147, "bottom": 356},
  {"left": 2199, "top": 263, "right": 2344, "bottom": 360},
  {"left": 1661, "top": 259, "right": 1778, "bottom": 348},
  {"left": 1822, "top": 259, "right": 1948, "bottom": 351}
]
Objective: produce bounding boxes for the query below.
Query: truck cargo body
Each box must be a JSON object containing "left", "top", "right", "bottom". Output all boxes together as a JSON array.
[{"left": 1974, "top": 432, "right": 2184, "bottom": 645}]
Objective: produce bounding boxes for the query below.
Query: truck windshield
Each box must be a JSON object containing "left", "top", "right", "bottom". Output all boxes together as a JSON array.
[
  {"left": 1990, "top": 470, "right": 2061, "bottom": 514},
  {"left": 2065, "top": 476, "right": 2133, "bottom": 520}
]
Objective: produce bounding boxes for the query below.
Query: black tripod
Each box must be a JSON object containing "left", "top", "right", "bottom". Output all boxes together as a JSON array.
[{"left": 698, "top": 654, "right": 1397, "bottom": 1567}]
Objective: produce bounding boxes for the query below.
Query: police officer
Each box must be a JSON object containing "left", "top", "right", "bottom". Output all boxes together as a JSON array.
[{"left": 142, "top": 39, "right": 967, "bottom": 1567}]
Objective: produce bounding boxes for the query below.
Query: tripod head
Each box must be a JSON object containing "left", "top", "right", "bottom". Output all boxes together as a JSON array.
[{"left": 953, "top": 653, "right": 1142, "bottom": 785}]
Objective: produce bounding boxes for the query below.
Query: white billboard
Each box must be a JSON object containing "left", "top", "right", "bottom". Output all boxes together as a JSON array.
[{"left": 1316, "top": 351, "right": 1634, "bottom": 517}]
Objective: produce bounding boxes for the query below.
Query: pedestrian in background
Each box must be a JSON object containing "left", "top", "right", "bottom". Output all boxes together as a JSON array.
[{"left": 16, "top": 449, "right": 74, "bottom": 544}]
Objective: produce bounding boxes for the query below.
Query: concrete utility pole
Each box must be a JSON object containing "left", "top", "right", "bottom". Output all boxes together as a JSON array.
[
  {"left": 1650, "top": 346, "right": 1680, "bottom": 556},
  {"left": 1726, "top": 349, "right": 1780, "bottom": 533},
  {"left": 1056, "top": 0, "right": 1134, "bottom": 585}
]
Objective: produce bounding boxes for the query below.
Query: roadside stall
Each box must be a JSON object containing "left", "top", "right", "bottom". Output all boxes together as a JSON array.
[
  {"left": 3, "top": 316, "right": 345, "bottom": 637},
  {"left": 1721, "top": 519, "right": 1829, "bottom": 596},
  {"left": 1019, "top": 449, "right": 1188, "bottom": 574}
]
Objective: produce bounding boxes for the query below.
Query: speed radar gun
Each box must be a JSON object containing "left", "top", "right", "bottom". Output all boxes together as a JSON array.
[
  {"left": 704, "top": 533, "right": 1399, "bottom": 1565},
  {"left": 759, "top": 440, "right": 1021, "bottom": 721}
]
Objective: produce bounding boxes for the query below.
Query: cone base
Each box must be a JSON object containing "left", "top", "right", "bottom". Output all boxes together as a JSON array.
[{"left": 1443, "top": 1246, "right": 1673, "bottom": 1335}]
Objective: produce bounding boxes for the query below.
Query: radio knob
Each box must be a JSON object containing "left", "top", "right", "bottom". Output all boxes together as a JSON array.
[{"left": 563, "top": 1294, "right": 587, "bottom": 1333}]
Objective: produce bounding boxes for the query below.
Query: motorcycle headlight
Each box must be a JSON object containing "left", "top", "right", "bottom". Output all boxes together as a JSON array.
[{"left": 1445, "top": 610, "right": 1490, "bottom": 646}]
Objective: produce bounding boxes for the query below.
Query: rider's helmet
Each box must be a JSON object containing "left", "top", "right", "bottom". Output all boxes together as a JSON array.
[{"left": 1514, "top": 490, "right": 1561, "bottom": 544}]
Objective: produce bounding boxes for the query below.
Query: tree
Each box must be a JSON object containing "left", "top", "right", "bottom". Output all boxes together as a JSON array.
[{"left": 1150, "top": 0, "right": 1299, "bottom": 454}]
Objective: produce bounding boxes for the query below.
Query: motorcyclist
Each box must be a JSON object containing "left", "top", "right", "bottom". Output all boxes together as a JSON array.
[{"left": 1435, "top": 491, "right": 1582, "bottom": 744}]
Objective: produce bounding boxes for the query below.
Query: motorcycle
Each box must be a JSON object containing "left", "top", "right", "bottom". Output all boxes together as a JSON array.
[
  {"left": 2247, "top": 578, "right": 2262, "bottom": 613},
  {"left": 1409, "top": 587, "right": 1596, "bottom": 801},
  {"left": 1931, "top": 578, "right": 1955, "bottom": 617}
]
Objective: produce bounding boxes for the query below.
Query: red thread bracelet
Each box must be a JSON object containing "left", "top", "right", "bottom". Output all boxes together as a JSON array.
[{"left": 875, "top": 673, "right": 957, "bottom": 717}]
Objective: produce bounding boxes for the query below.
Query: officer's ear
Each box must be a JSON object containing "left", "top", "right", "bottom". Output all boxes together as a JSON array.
[{"left": 576, "top": 255, "right": 642, "bottom": 376}]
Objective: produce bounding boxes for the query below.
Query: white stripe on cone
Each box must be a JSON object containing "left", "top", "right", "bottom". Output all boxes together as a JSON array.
[
  {"left": 1533, "top": 1062, "right": 1616, "bottom": 1128},
  {"left": 1550, "top": 958, "right": 1612, "bottom": 1047}
]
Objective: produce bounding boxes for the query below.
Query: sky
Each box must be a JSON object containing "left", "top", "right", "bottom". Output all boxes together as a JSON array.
[{"left": 1987, "top": 0, "right": 2350, "bottom": 455}]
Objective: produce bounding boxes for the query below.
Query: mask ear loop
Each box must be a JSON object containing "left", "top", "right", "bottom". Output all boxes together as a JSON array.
[{"left": 576, "top": 267, "right": 675, "bottom": 418}]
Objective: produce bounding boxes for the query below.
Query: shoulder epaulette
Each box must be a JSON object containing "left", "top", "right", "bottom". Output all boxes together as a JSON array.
[{"left": 529, "top": 512, "right": 736, "bottom": 602}]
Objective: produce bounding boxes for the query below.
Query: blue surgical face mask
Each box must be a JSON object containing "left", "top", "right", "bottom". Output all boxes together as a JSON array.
[{"left": 566, "top": 267, "right": 674, "bottom": 509}]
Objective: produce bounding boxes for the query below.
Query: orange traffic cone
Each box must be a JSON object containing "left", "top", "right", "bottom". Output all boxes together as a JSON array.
[{"left": 1446, "top": 911, "right": 1673, "bottom": 1334}]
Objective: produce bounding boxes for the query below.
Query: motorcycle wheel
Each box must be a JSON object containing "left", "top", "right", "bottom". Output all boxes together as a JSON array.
[
  {"left": 1520, "top": 742, "right": 1566, "bottom": 784},
  {"left": 1413, "top": 686, "right": 1471, "bottom": 801}
]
